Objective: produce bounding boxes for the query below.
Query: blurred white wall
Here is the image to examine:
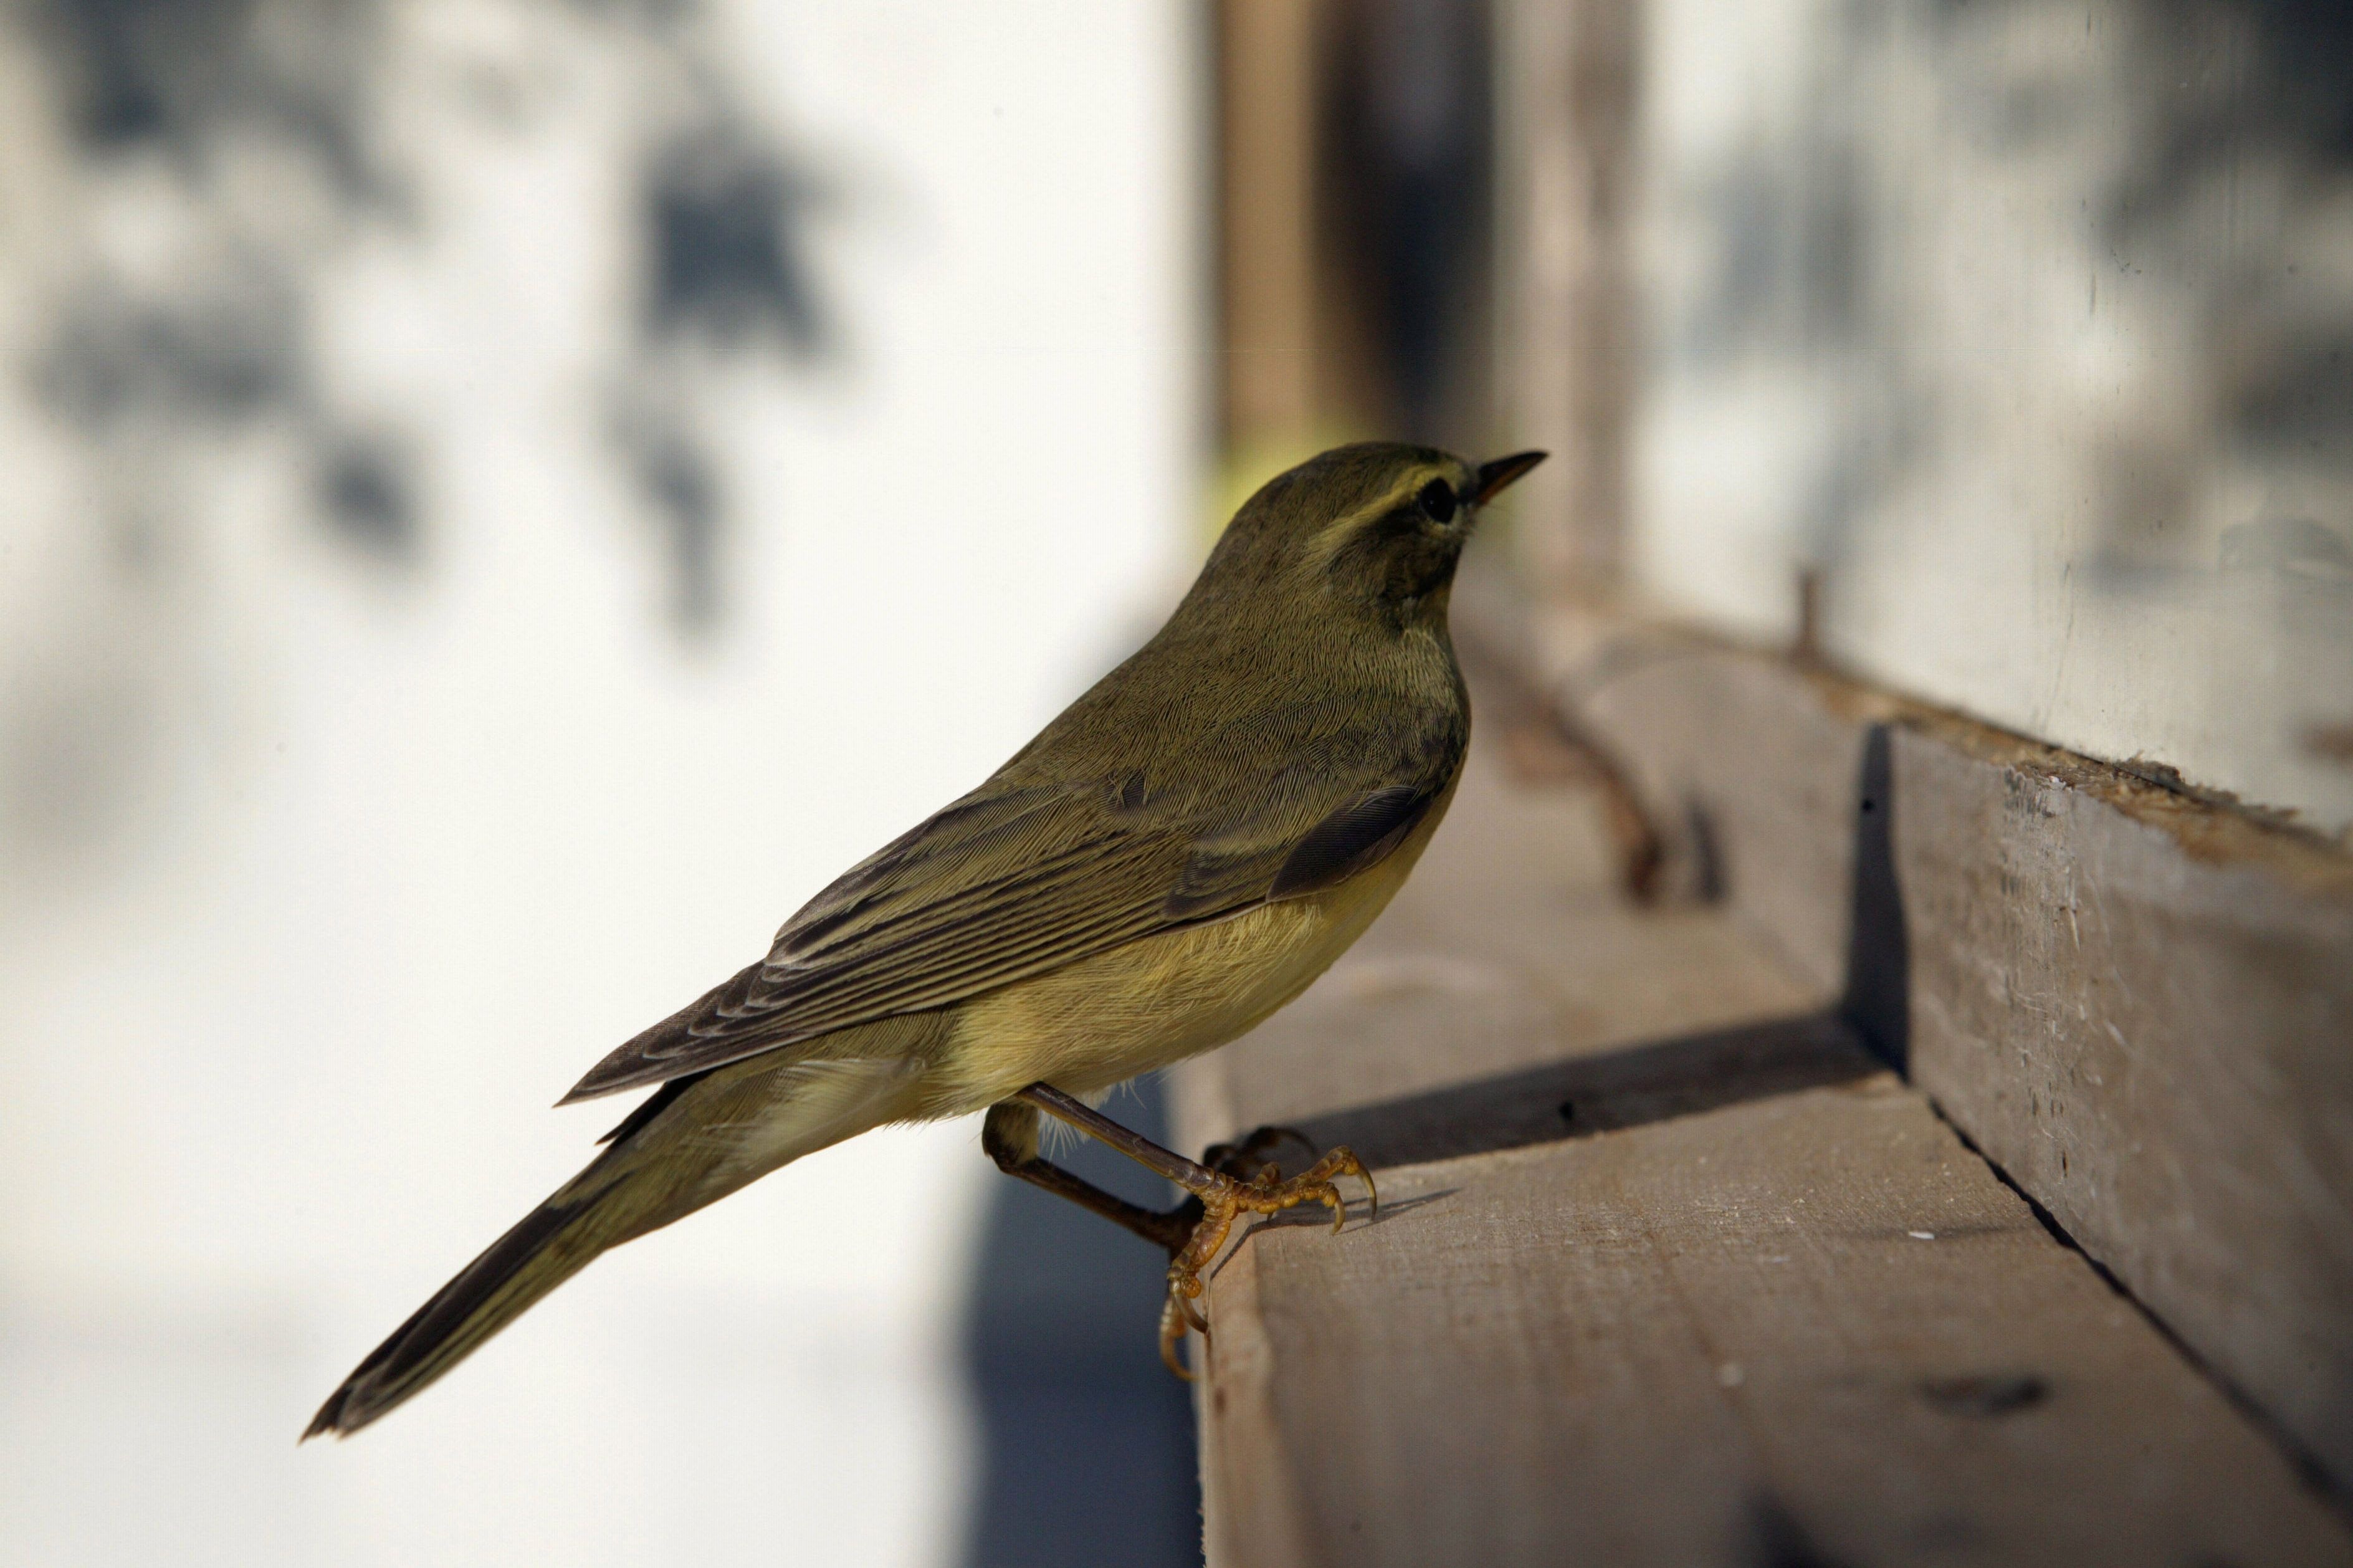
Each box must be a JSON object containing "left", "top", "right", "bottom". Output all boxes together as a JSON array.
[
  {"left": 0, "top": 3, "right": 1201, "bottom": 1564},
  {"left": 1631, "top": 0, "right": 2353, "bottom": 837}
]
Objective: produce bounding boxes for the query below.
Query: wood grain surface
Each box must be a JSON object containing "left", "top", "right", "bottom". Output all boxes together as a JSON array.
[
  {"left": 1529, "top": 610, "right": 2353, "bottom": 1490},
  {"left": 1171, "top": 714, "right": 2352, "bottom": 1566}
]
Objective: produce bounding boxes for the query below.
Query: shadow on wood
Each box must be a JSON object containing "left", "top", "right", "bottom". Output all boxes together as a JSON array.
[
  {"left": 1840, "top": 722, "right": 1910, "bottom": 1074},
  {"left": 1279, "top": 1010, "right": 1879, "bottom": 1174}
]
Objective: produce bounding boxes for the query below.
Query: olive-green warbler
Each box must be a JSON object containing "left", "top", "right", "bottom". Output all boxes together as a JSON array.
[{"left": 307, "top": 441, "right": 1543, "bottom": 1437}]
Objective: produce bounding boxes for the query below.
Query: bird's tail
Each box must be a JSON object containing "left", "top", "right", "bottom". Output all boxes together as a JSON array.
[
  {"left": 303, "top": 1171, "right": 632, "bottom": 1439},
  {"left": 304, "top": 1053, "right": 922, "bottom": 1439}
]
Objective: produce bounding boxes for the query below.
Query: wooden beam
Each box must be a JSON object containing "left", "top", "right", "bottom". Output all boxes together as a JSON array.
[
  {"left": 1494, "top": 0, "right": 1639, "bottom": 588},
  {"left": 1525, "top": 603, "right": 2353, "bottom": 1492},
  {"left": 1218, "top": 0, "right": 1321, "bottom": 451},
  {"left": 1173, "top": 700, "right": 2352, "bottom": 1562},
  {"left": 1193, "top": 1077, "right": 2353, "bottom": 1567}
]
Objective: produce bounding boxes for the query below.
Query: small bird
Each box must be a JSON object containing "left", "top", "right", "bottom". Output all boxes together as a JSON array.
[{"left": 305, "top": 442, "right": 1544, "bottom": 1437}]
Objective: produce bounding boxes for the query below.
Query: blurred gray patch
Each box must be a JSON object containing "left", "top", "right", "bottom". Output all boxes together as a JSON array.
[
  {"left": 2220, "top": 517, "right": 2353, "bottom": 580},
  {"left": 318, "top": 435, "right": 418, "bottom": 562},
  {"left": 39, "top": 282, "right": 302, "bottom": 429},
  {"left": 644, "top": 127, "right": 830, "bottom": 356}
]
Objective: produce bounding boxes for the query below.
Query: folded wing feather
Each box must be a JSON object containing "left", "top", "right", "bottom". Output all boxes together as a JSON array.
[{"left": 562, "top": 715, "right": 1463, "bottom": 1104}]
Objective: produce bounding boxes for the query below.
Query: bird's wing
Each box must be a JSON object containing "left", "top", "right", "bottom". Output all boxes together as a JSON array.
[{"left": 561, "top": 714, "right": 1461, "bottom": 1102}]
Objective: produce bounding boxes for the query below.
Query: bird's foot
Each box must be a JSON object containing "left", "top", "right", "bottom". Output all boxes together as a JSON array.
[
  {"left": 1158, "top": 1145, "right": 1376, "bottom": 1379},
  {"left": 996, "top": 1085, "right": 1376, "bottom": 1382}
]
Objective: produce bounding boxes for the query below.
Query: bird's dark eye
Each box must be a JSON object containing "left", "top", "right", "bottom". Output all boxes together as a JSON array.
[{"left": 1418, "top": 478, "right": 1457, "bottom": 523}]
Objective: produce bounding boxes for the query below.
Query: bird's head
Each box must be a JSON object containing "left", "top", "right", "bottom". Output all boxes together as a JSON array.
[{"left": 1189, "top": 443, "right": 1546, "bottom": 634}]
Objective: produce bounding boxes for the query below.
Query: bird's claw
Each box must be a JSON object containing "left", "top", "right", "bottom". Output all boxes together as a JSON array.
[{"left": 1158, "top": 1144, "right": 1377, "bottom": 1381}]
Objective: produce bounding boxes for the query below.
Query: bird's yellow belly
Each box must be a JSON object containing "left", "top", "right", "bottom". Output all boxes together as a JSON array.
[{"left": 936, "top": 791, "right": 1450, "bottom": 1112}]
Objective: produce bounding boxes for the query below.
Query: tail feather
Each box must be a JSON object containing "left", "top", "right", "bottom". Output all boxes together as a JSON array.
[
  {"left": 304, "top": 1185, "right": 625, "bottom": 1438},
  {"left": 303, "top": 1050, "right": 927, "bottom": 1440}
]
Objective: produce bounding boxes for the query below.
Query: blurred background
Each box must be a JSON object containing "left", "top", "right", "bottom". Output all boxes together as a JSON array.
[
  {"left": 0, "top": 2, "right": 1203, "bottom": 1563},
  {"left": 1, "top": 0, "right": 2348, "bottom": 1564}
]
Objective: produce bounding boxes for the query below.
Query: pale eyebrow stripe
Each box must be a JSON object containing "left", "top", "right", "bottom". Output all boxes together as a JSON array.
[{"left": 1304, "top": 470, "right": 1444, "bottom": 569}]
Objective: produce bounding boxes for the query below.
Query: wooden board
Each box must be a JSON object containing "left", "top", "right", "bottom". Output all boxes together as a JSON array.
[
  {"left": 1893, "top": 719, "right": 2353, "bottom": 1486},
  {"left": 1192, "top": 1077, "right": 2353, "bottom": 1568},
  {"left": 1172, "top": 717, "right": 2353, "bottom": 1565},
  {"left": 1518, "top": 605, "right": 2353, "bottom": 1489}
]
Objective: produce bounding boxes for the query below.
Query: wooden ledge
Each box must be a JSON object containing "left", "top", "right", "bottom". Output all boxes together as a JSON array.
[
  {"left": 1168, "top": 655, "right": 2353, "bottom": 1565},
  {"left": 1507, "top": 601, "right": 2353, "bottom": 1494}
]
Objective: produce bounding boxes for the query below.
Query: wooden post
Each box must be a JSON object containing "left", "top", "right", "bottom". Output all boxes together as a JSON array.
[
  {"left": 1218, "top": 0, "right": 1324, "bottom": 457},
  {"left": 1496, "top": 0, "right": 1638, "bottom": 592}
]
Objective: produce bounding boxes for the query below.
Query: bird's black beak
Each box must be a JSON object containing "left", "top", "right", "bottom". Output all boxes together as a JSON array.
[{"left": 1471, "top": 451, "right": 1547, "bottom": 507}]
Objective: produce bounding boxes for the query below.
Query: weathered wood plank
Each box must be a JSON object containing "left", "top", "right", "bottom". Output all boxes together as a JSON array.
[
  {"left": 1892, "top": 717, "right": 2353, "bottom": 1485},
  {"left": 1195, "top": 1077, "right": 2353, "bottom": 1568},
  {"left": 1525, "top": 608, "right": 2353, "bottom": 1488},
  {"left": 1542, "top": 621, "right": 1885, "bottom": 997},
  {"left": 1174, "top": 715, "right": 2353, "bottom": 1564}
]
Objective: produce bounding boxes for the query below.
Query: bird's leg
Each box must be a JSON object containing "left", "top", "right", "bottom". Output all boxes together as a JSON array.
[
  {"left": 981, "top": 1101, "right": 1201, "bottom": 1254},
  {"left": 1011, "top": 1083, "right": 1375, "bottom": 1380}
]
